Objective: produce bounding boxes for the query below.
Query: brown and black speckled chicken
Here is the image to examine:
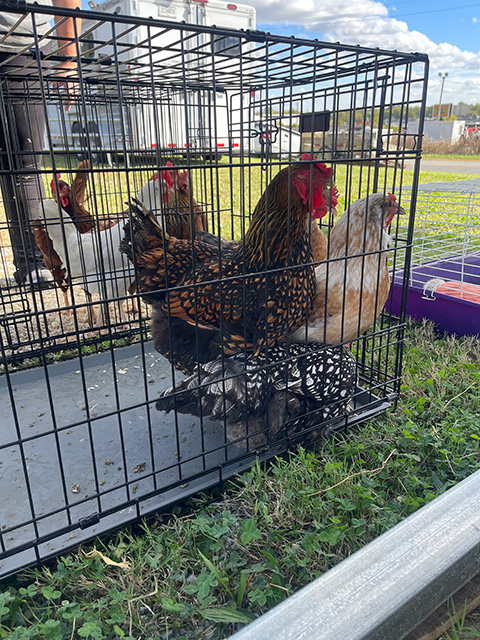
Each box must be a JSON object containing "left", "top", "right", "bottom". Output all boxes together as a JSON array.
[
  {"left": 195, "top": 154, "right": 337, "bottom": 264},
  {"left": 121, "top": 158, "right": 335, "bottom": 373}
]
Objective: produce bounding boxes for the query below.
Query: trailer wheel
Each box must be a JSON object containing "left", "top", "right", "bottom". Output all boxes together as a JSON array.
[{"left": 203, "top": 153, "right": 223, "bottom": 162}]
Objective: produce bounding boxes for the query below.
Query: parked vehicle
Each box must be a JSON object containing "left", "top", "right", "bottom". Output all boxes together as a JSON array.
[
  {"left": 46, "top": 0, "right": 258, "bottom": 159},
  {"left": 250, "top": 121, "right": 302, "bottom": 157}
]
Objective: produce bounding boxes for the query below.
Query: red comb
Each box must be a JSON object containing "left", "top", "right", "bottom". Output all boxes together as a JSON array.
[
  {"left": 163, "top": 169, "right": 174, "bottom": 188},
  {"left": 50, "top": 173, "right": 61, "bottom": 195},
  {"left": 163, "top": 161, "right": 178, "bottom": 188},
  {"left": 299, "top": 154, "right": 332, "bottom": 179},
  {"left": 331, "top": 185, "right": 339, "bottom": 207},
  {"left": 316, "top": 162, "right": 331, "bottom": 179},
  {"left": 388, "top": 192, "right": 396, "bottom": 202}
]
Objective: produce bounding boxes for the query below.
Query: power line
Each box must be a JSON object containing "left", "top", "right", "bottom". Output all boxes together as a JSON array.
[
  {"left": 258, "top": 2, "right": 480, "bottom": 29},
  {"left": 381, "top": 0, "right": 448, "bottom": 5},
  {"left": 394, "top": 2, "right": 480, "bottom": 17}
]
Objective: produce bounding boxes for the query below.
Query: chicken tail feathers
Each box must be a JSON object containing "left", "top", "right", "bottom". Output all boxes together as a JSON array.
[
  {"left": 128, "top": 198, "right": 163, "bottom": 234},
  {"left": 120, "top": 198, "right": 165, "bottom": 261}
]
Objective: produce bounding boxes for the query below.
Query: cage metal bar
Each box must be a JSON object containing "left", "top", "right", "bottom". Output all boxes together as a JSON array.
[{"left": 3, "top": 2, "right": 429, "bottom": 66}]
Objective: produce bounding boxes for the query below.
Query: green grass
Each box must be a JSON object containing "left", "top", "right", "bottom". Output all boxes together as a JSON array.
[
  {"left": 41, "top": 155, "right": 480, "bottom": 242},
  {"left": 0, "top": 320, "right": 479, "bottom": 640},
  {"left": 443, "top": 602, "right": 480, "bottom": 640},
  {"left": 78, "top": 155, "right": 480, "bottom": 274},
  {"left": 1, "top": 159, "right": 479, "bottom": 638}
]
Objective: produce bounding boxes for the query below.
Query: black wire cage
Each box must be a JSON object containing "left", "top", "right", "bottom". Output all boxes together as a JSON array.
[{"left": 0, "top": 1, "right": 428, "bottom": 578}]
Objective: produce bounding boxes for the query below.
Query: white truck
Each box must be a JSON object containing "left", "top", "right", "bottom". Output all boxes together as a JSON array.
[
  {"left": 46, "top": 0, "right": 301, "bottom": 159},
  {"left": 47, "top": 0, "right": 249, "bottom": 158}
]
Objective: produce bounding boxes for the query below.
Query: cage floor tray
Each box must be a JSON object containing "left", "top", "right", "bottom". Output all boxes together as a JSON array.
[
  {"left": 388, "top": 251, "right": 480, "bottom": 337},
  {"left": 1, "top": 342, "right": 389, "bottom": 578}
]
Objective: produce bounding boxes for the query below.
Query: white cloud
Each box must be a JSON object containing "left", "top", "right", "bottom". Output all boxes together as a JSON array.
[
  {"left": 251, "top": 0, "right": 480, "bottom": 104},
  {"left": 253, "top": 0, "right": 387, "bottom": 26}
]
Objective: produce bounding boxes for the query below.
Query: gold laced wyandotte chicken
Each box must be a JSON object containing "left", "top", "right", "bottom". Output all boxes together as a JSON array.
[{"left": 121, "top": 156, "right": 338, "bottom": 375}]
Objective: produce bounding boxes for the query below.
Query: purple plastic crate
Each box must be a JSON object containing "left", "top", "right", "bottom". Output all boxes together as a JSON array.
[{"left": 387, "top": 251, "right": 480, "bottom": 337}]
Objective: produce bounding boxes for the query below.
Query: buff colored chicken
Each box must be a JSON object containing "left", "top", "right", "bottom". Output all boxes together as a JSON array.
[{"left": 291, "top": 192, "right": 405, "bottom": 345}]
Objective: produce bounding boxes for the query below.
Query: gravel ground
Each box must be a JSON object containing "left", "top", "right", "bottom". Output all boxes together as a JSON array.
[{"left": 0, "top": 272, "right": 142, "bottom": 362}]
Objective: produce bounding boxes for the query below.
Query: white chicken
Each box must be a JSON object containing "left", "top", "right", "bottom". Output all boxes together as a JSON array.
[
  {"left": 135, "top": 172, "right": 170, "bottom": 222},
  {"left": 41, "top": 199, "right": 132, "bottom": 327}
]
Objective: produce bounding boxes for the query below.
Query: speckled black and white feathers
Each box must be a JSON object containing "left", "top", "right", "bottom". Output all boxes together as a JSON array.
[{"left": 156, "top": 342, "right": 357, "bottom": 448}]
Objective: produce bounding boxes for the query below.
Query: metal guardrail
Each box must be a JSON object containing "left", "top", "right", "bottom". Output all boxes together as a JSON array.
[{"left": 229, "top": 469, "right": 480, "bottom": 640}]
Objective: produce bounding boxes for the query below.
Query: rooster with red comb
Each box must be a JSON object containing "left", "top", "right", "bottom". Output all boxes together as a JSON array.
[
  {"left": 121, "top": 155, "right": 337, "bottom": 373},
  {"left": 194, "top": 153, "right": 338, "bottom": 263}
]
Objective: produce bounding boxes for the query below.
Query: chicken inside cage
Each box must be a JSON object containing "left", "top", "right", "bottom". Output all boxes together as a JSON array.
[{"left": 0, "top": 0, "right": 427, "bottom": 578}]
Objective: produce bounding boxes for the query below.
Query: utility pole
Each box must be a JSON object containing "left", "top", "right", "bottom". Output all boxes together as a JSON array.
[{"left": 437, "top": 72, "right": 448, "bottom": 120}]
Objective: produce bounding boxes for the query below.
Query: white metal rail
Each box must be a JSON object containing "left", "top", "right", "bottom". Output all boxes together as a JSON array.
[{"left": 229, "top": 469, "right": 480, "bottom": 640}]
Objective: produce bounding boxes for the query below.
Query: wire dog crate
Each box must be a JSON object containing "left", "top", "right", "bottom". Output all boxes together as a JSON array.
[
  {"left": 388, "top": 180, "right": 480, "bottom": 337},
  {"left": 0, "top": 1, "right": 428, "bottom": 578}
]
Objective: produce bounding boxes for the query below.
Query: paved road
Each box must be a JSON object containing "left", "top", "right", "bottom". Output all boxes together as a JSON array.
[{"left": 405, "top": 158, "right": 480, "bottom": 174}]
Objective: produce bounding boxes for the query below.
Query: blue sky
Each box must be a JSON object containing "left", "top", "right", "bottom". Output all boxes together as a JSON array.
[
  {"left": 252, "top": 0, "right": 480, "bottom": 106},
  {"left": 259, "top": 2, "right": 480, "bottom": 53},
  {"left": 80, "top": 0, "right": 480, "bottom": 105}
]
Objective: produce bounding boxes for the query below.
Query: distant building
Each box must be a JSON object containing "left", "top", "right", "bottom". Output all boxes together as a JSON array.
[
  {"left": 407, "top": 120, "right": 466, "bottom": 143},
  {"left": 452, "top": 102, "right": 471, "bottom": 118}
]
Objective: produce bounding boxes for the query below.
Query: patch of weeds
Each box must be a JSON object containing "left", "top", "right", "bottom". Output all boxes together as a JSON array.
[{"left": 442, "top": 602, "right": 480, "bottom": 640}]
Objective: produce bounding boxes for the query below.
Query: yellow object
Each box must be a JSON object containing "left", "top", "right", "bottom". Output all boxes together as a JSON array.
[{"left": 82, "top": 549, "right": 130, "bottom": 569}]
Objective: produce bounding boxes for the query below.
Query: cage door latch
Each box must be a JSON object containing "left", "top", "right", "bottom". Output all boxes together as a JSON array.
[{"left": 78, "top": 513, "right": 101, "bottom": 529}]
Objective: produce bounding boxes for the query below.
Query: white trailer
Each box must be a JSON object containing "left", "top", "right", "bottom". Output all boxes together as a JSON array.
[{"left": 46, "top": 0, "right": 258, "bottom": 158}]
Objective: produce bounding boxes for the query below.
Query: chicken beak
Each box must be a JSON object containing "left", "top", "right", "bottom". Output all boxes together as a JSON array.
[{"left": 384, "top": 205, "right": 406, "bottom": 230}]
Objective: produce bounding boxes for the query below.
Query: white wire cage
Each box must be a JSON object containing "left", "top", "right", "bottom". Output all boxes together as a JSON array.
[{"left": 389, "top": 181, "right": 480, "bottom": 336}]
